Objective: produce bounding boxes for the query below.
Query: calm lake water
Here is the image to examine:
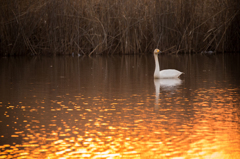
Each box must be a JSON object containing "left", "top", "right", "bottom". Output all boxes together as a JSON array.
[{"left": 0, "top": 53, "right": 240, "bottom": 159}]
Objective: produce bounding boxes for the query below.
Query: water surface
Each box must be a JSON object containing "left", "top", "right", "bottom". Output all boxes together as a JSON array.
[{"left": 0, "top": 53, "right": 240, "bottom": 158}]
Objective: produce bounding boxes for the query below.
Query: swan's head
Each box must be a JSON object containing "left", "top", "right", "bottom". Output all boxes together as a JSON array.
[{"left": 154, "top": 49, "right": 160, "bottom": 54}]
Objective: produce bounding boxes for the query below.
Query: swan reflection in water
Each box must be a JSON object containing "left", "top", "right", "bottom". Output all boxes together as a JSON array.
[{"left": 154, "top": 78, "right": 182, "bottom": 109}]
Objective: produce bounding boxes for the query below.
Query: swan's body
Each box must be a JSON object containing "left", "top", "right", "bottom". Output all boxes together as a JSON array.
[{"left": 154, "top": 49, "right": 183, "bottom": 79}]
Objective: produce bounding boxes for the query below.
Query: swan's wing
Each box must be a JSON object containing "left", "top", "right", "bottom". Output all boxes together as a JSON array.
[{"left": 159, "top": 69, "right": 182, "bottom": 78}]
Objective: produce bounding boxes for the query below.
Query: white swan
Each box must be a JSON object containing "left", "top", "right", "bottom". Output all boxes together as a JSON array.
[{"left": 154, "top": 49, "right": 183, "bottom": 79}]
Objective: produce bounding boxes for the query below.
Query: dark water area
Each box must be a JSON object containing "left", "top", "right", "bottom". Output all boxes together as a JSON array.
[{"left": 0, "top": 53, "right": 240, "bottom": 158}]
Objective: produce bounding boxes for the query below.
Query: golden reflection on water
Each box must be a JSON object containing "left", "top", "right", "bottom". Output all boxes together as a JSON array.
[{"left": 0, "top": 87, "right": 240, "bottom": 159}]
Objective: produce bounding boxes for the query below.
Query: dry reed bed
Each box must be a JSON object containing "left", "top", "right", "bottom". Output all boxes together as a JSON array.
[{"left": 0, "top": 0, "right": 239, "bottom": 55}]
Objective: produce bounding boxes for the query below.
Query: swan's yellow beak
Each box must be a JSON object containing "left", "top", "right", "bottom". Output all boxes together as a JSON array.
[{"left": 154, "top": 49, "right": 160, "bottom": 54}]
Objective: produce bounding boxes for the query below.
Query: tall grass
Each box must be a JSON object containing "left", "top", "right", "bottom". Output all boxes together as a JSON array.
[{"left": 0, "top": 0, "right": 239, "bottom": 55}]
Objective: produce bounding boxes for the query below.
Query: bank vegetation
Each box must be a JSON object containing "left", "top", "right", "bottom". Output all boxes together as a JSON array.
[{"left": 0, "top": 0, "right": 239, "bottom": 55}]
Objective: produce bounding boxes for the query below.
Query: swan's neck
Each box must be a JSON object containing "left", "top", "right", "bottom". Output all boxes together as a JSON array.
[{"left": 154, "top": 54, "right": 160, "bottom": 78}]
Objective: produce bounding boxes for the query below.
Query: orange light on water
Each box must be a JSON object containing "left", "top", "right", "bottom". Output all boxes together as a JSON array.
[{"left": 1, "top": 88, "right": 240, "bottom": 159}]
